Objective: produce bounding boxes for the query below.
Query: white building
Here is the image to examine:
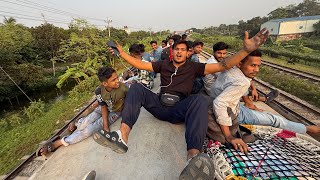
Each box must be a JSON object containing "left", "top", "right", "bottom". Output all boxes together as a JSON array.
[{"left": 261, "top": 15, "right": 320, "bottom": 41}]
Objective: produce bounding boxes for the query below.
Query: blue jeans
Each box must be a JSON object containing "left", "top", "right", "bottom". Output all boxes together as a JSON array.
[
  {"left": 237, "top": 104, "right": 306, "bottom": 134},
  {"left": 61, "top": 106, "right": 121, "bottom": 146}
]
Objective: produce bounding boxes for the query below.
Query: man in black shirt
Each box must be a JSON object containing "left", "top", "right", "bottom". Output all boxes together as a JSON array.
[{"left": 98, "top": 29, "right": 269, "bottom": 179}]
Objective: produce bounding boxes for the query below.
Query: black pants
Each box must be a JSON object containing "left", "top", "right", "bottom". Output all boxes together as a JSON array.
[{"left": 121, "top": 83, "right": 208, "bottom": 151}]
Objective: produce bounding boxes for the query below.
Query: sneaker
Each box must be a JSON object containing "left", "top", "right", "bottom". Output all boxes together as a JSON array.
[
  {"left": 265, "top": 89, "right": 279, "bottom": 104},
  {"left": 179, "top": 153, "right": 215, "bottom": 180},
  {"left": 82, "top": 170, "right": 96, "bottom": 180},
  {"left": 93, "top": 129, "right": 128, "bottom": 154}
]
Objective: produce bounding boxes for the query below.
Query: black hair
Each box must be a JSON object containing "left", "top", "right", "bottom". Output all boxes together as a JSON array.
[
  {"left": 161, "top": 40, "right": 168, "bottom": 44},
  {"left": 97, "top": 67, "right": 116, "bottom": 82},
  {"left": 129, "top": 43, "right": 145, "bottom": 54},
  {"left": 248, "top": 49, "right": 262, "bottom": 57},
  {"left": 192, "top": 41, "right": 204, "bottom": 48},
  {"left": 139, "top": 44, "right": 145, "bottom": 53},
  {"left": 243, "top": 49, "right": 262, "bottom": 63},
  {"left": 186, "top": 40, "right": 194, "bottom": 50},
  {"left": 150, "top": 40, "right": 157, "bottom": 45},
  {"left": 182, "top": 34, "right": 187, "bottom": 40},
  {"left": 173, "top": 40, "right": 187, "bottom": 49},
  {"left": 171, "top": 34, "right": 182, "bottom": 42},
  {"left": 213, "top": 42, "right": 229, "bottom": 52}
]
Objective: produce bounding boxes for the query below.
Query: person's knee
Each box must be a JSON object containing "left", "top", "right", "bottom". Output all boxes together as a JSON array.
[
  {"left": 194, "top": 95, "right": 208, "bottom": 107},
  {"left": 130, "top": 82, "right": 144, "bottom": 90}
]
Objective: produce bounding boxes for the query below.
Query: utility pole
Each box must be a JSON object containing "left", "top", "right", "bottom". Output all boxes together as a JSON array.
[
  {"left": 149, "top": 27, "right": 152, "bottom": 36},
  {"left": 41, "top": 13, "right": 55, "bottom": 76},
  {"left": 41, "top": 13, "right": 47, "bottom": 24},
  {"left": 105, "top": 18, "right": 112, "bottom": 37}
]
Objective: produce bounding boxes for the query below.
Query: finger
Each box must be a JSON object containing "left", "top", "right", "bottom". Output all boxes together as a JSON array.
[
  {"left": 257, "top": 28, "right": 267, "bottom": 37},
  {"left": 115, "top": 41, "right": 121, "bottom": 48},
  {"left": 244, "top": 31, "right": 249, "bottom": 40},
  {"left": 238, "top": 144, "right": 244, "bottom": 153},
  {"left": 232, "top": 143, "right": 239, "bottom": 150},
  {"left": 241, "top": 142, "right": 249, "bottom": 154}
]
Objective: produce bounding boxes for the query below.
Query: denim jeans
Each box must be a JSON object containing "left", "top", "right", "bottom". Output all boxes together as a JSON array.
[
  {"left": 61, "top": 106, "right": 121, "bottom": 146},
  {"left": 237, "top": 104, "right": 306, "bottom": 134}
]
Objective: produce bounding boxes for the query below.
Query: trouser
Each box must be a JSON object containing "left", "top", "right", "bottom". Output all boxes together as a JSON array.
[
  {"left": 121, "top": 83, "right": 208, "bottom": 151},
  {"left": 61, "top": 106, "right": 121, "bottom": 146},
  {"left": 238, "top": 104, "right": 306, "bottom": 134}
]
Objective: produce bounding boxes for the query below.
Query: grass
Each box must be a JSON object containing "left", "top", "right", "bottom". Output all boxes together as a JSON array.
[
  {"left": 262, "top": 55, "right": 320, "bottom": 76},
  {"left": 258, "top": 66, "right": 320, "bottom": 108},
  {"left": 0, "top": 76, "right": 99, "bottom": 175}
]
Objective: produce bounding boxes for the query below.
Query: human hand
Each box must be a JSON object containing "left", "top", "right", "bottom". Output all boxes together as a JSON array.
[
  {"left": 243, "top": 28, "right": 269, "bottom": 53},
  {"left": 251, "top": 89, "right": 259, "bottom": 101},
  {"left": 227, "top": 137, "right": 249, "bottom": 154},
  {"left": 108, "top": 41, "right": 124, "bottom": 56}
]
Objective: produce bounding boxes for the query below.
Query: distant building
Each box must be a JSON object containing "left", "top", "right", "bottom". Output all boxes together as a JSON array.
[
  {"left": 173, "top": 30, "right": 185, "bottom": 36},
  {"left": 123, "top": 26, "right": 130, "bottom": 34},
  {"left": 261, "top": 15, "right": 320, "bottom": 41}
]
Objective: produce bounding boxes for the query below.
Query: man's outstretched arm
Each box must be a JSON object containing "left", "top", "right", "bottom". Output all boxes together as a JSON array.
[
  {"left": 110, "top": 42, "right": 154, "bottom": 72},
  {"left": 204, "top": 28, "right": 269, "bottom": 75}
]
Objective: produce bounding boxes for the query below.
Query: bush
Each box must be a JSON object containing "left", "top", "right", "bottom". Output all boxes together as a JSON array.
[{"left": 23, "top": 99, "right": 45, "bottom": 121}]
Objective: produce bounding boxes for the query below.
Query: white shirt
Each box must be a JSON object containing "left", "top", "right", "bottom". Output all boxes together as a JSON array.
[
  {"left": 211, "top": 67, "right": 251, "bottom": 126},
  {"left": 203, "top": 56, "right": 220, "bottom": 96}
]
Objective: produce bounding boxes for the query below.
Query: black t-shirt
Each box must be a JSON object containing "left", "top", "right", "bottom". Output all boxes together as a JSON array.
[
  {"left": 161, "top": 47, "right": 170, "bottom": 61},
  {"left": 152, "top": 60, "right": 205, "bottom": 98}
]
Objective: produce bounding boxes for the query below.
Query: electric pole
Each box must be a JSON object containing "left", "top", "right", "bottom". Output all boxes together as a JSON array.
[
  {"left": 105, "top": 18, "right": 112, "bottom": 37},
  {"left": 41, "top": 13, "right": 47, "bottom": 24},
  {"left": 149, "top": 27, "right": 152, "bottom": 36}
]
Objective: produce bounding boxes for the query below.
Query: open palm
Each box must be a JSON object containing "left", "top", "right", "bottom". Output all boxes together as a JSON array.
[{"left": 243, "top": 28, "right": 269, "bottom": 53}]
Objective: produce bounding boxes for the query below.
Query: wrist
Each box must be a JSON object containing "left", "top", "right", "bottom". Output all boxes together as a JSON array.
[{"left": 225, "top": 136, "right": 235, "bottom": 142}]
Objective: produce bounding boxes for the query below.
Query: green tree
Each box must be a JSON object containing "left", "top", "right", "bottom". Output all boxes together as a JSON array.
[
  {"left": 30, "top": 23, "right": 69, "bottom": 62},
  {"left": 55, "top": 19, "right": 111, "bottom": 87},
  {"left": 0, "top": 21, "right": 34, "bottom": 66},
  {"left": 267, "top": 7, "right": 297, "bottom": 19},
  {"left": 313, "top": 20, "right": 320, "bottom": 36},
  {"left": 295, "top": 0, "right": 320, "bottom": 16}
]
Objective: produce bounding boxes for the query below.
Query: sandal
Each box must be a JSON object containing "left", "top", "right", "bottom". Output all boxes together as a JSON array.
[
  {"left": 265, "top": 89, "right": 279, "bottom": 103},
  {"left": 36, "top": 136, "right": 59, "bottom": 156}
]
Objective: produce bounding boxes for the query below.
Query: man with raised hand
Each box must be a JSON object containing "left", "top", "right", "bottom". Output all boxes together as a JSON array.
[
  {"left": 211, "top": 49, "right": 320, "bottom": 154},
  {"left": 94, "top": 29, "right": 269, "bottom": 179}
]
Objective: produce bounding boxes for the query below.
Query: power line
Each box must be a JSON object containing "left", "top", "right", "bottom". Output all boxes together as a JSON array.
[
  {"left": 0, "top": 66, "right": 32, "bottom": 102},
  {"left": 0, "top": 10, "right": 70, "bottom": 22},
  {"left": 0, "top": 13, "right": 70, "bottom": 24},
  {"left": 16, "top": 0, "right": 106, "bottom": 22}
]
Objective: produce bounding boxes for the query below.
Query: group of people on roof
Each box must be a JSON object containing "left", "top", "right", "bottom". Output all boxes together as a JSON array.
[{"left": 37, "top": 29, "right": 320, "bottom": 180}]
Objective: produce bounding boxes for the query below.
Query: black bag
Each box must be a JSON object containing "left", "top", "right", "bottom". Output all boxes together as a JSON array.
[{"left": 160, "top": 93, "right": 180, "bottom": 106}]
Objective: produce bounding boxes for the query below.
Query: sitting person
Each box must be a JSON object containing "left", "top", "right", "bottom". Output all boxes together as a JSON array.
[
  {"left": 36, "top": 67, "right": 128, "bottom": 156},
  {"left": 120, "top": 43, "right": 154, "bottom": 89},
  {"left": 94, "top": 29, "right": 269, "bottom": 179},
  {"left": 210, "top": 49, "right": 320, "bottom": 154},
  {"left": 204, "top": 41, "right": 277, "bottom": 110}
]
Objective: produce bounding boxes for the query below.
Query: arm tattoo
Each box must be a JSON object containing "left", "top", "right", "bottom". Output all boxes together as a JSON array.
[{"left": 220, "top": 59, "right": 228, "bottom": 69}]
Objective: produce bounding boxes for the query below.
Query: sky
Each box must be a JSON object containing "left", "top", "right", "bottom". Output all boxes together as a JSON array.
[{"left": 0, "top": 0, "right": 304, "bottom": 31}]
